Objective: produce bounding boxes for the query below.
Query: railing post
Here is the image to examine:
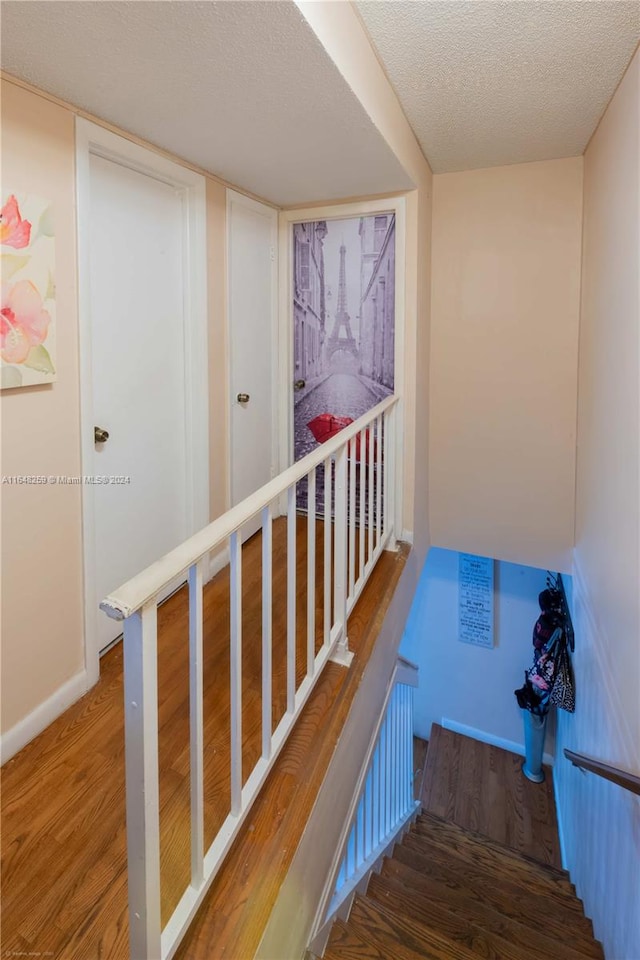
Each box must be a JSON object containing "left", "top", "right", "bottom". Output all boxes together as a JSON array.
[
  {"left": 384, "top": 404, "right": 397, "bottom": 551},
  {"left": 330, "top": 445, "right": 353, "bottom": 667},
  {"left": 123, "top": 602, "right": 162, "bottom": 960},
  {"left": 189, "top": 559, "right": 205, "bottom": 888}
]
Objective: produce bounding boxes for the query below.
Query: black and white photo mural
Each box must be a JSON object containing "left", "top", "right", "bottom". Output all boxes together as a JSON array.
[{"left": 292, "top": 212, "right": 395, "bottom": 513}]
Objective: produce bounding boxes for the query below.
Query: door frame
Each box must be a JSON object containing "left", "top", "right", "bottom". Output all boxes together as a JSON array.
[
  {"left": 226, "top": 188, "right": 279, "bottom": 512},
  {"left": 278, "top": 196, "right": 406, "bottom": 537},
  {"left": 76, "top": 118, "right": 209, "bottom": 684}
]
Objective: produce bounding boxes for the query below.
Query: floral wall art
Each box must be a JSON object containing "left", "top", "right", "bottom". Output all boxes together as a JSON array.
[{"left": 1, "top": 192, "right": 56, "bottom": 389}]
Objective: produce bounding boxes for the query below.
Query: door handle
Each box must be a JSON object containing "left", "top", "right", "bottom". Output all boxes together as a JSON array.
[
  {"left": 237, "top": 393, "right": 250, "bottom": 403},
  {"left": 294, "top": 379, "right": 306, "bottom": 391},
  {"left": 94, "top": 426, "right": 110, "bottom": 444}
]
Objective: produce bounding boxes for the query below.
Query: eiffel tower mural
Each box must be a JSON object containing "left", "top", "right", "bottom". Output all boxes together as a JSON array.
[{"left": 326, "top": 242, "right": 359, "bottom": 362}]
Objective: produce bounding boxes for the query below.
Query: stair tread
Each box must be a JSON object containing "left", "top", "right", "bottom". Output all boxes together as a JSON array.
[
  {"left": 367, "top": 873, "right": 537, "bottom": 960},
  {"left": 350, "top": 893, "right": 482, "bottom": 960},
  {"left": 409, "top": 821, "right": 580, "bottom": 908},
  {"left": 391, "top": 840, "right": 601, "bottom": 956},
  {"left": 401, "top": 831, "right": 587, "bottom": 921},
  {"left": 324, "top": 916, "right": 430, "bottom": 960},
  {"left": 417, "top": 808, "right": 572, "bottom": 884},
  {"left": 374, "top": 864, "right": 603, "bottom": 960}
]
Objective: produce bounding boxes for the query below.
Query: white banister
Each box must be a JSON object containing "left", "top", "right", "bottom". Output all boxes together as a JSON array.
[
  {"left": 261, "top": 504, "right": 272, "bottom": 761},
  {"left": 188, "top": 559, "right": 205, "bottom": 888},
  {"left": 103, "top": 394, "right": 399, "bottom": 960},
  {"left": 123, "top": 602, "right": 162, "bottom": 959},
  {"left": 230, "top": 530, "right": 242, "bottom": 816},
  {"left": 307, "top": 468, "right": 316, "bottom": 680},
  {"left": 101, "top": 396, "right": 397, "bottom": 622},
  {"left": 308, "top": 659, "right": 419, "bottom": 957}
]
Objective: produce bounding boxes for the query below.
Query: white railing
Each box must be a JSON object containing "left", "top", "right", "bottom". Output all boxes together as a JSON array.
[
  {"left": 100, "top": 395, "right": 399, "bottom": 960},
  {"left": 307, "top": 657, "right": 419, "bottom": 957}
]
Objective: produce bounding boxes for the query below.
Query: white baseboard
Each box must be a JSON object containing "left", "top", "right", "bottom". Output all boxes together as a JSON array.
[
  {"left": 1, "top": 669, "right": 89, "bottom": 764},
  {"left": 441, "top": 717, "right": 555, "bottom": 768}
]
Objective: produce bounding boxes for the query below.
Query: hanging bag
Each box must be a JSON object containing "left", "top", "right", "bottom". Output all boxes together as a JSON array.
[{"left": 549, "top": 637, "right": 575, "bottom": 712}]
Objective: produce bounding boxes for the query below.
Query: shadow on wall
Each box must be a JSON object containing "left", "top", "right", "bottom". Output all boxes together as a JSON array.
[{"left": 400, "top": 547, "right": 563, "bottom": 759}]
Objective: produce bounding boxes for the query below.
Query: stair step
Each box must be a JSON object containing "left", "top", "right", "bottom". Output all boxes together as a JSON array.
[
  {"left": 324, "top": 918, "right": 401, "bottom": 959},
  {"left": 409, "top": 820, "right": 581, "bottom": 910},
  {"left": 374, "top": 864, "right": 602, "bottom": 960},
  {"left": 416, "top": 809, "right": 573, "bottom": 890},
  {"left": 323, "top": 915, "right": 428, "bottom": 960},
  {"left": 350, "top": 893, "right": 481, "bottom": 960},
  {"left": 367, "top": 872, "right": 534, "bottom": 960},
  {"left": 391, "top": 840, "right": 601, "bottom": 956}
]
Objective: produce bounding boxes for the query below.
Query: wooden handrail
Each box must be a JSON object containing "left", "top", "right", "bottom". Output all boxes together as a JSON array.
[{"left": 564, "top": 749, "right": 640, "bottom": 796}]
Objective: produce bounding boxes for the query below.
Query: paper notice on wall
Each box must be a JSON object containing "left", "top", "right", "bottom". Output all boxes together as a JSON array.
[{"left": 458, "top": 554, "right": 494, "bottom": 648}]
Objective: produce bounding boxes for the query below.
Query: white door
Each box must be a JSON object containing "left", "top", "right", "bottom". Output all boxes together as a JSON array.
[
  {"left": 228, "top": 190, "right": 277, "bottom": 534},
  {"left": 79, "top": 123, "right": 209, "bottom": 656}
]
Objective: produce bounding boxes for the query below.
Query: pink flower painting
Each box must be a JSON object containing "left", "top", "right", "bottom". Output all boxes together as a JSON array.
[
  {"left": 1, "top": 280, "right": 52, "bottom": 364},
  {"left": 1, "top": 191, "right": 56, "bottom": 388},
  {"left": 0, "top": 195, "right": 32, "bottom": 249}
]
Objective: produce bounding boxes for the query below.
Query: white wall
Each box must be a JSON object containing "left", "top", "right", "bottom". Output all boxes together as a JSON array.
[
  {"left": 400, "top": 547, "right": 553, "bottom": 758},
  {"left": 553, "top": 48, "right": 640, "bottom": 960}
]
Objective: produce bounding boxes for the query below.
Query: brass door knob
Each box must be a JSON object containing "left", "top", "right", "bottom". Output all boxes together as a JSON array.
[
  {"left": 237, "top": 393, "right": 250, "bottom": 403},
  {"left": 94, "top": 426, "right": 110, "bottom": 444},
  {"left": 294, "top": 379, "right": 306, "bottom": 391}
]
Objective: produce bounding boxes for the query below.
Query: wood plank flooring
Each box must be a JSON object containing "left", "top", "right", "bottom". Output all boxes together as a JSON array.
[
  {"left": 2, "top": 516, "right": 407, "bottom": 959},
  {"left": 421, "top": 723, "right": 562, "bottom": 867}
]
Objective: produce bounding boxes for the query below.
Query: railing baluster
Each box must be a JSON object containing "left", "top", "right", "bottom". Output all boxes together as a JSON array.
[
  {"left": 188, "top": 560, "right": 205, "bottom": 888},
  {"left": 123, "top": 601, "right": 162, "bottom": 960},
  {"left": 348, "top": 438, "right": 356, "bottom": 602},
  {"left": 359, "top": 428, "right": 365, "bottom": 582},
  {"left": 386, "top": 403, "right": 396, "bottom": 546},
  {"left": 307, "top": 469, "right": 316, "bottom": 678},
  {"left": 262, "top": 505, "right": 273, "bottom": 760},
  {"left": 287, "top": 486, "right": 296, "bottom": 712},
  {"left": 368, "top": 423, "right": 374, "bottom": 564},
  {"left": 323, "top": 457, "right": 331, "bottom": 647},
  {"left": 376, "top": 414, "right": 382, "bottom": 549},
  {"left": 333, "top": 445, "right": 348, "bottom": 659},
  {"left": 230, "top": 531, "right": 242, "bottom": 815}
]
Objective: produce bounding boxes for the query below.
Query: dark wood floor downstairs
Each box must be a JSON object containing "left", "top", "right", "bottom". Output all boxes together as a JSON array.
[{"left": 1, "top": 518, "right": 407, "bottom": 960}]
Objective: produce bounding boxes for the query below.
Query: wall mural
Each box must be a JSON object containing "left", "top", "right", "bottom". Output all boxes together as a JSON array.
[
  {"left": 1, "top": 192, "right": 56, "bottom": 389},
  {"left": 293, "top": 212, "right": 395, "bottom": 513}
]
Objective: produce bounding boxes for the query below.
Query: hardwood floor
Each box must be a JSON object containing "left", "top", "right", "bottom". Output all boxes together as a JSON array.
[
  {"left": 1, "top": 517, "right": 407, "bottom": 960},
  {"left": 421, "top": 723, "right": 562, "bottom": 867}
]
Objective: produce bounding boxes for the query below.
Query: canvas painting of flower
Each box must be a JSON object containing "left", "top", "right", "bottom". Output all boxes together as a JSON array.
[{"left": 1, "top": 192, "right": 56, "bottom": 389}]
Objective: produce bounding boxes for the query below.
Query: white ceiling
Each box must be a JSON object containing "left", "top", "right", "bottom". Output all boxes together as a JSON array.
[
  {"left": 357, "top": 0, "right": 640, "bottom": 173},
  {"left": 0, "top": 1, "right": 414, "bottom": 206}
]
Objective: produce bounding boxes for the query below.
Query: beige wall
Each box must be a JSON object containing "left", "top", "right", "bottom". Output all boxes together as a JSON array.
[
  {"left": 555, "top": 50, "right": 639, "bottom": 958},
  {"left": 1, "top": 81, "right": 85, "bottom": 735},
  {"left": 0, "top": 78, "right": 234, "bottom": 743},
  {"left": 429, "top": 157, "right": 583, "bottom": 572}
]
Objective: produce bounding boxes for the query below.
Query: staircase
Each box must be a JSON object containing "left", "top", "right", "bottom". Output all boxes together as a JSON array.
[{"left": 322, "top": 728, "right": 604, "bottom": 960}]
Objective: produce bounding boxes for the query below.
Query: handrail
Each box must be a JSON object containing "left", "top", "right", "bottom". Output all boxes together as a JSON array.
[
  {"left": 564, "top": 749, "right": 640, "bottom": 796},
  {"left": 101, "top": 394, "right": 398, "bottom": 620}
]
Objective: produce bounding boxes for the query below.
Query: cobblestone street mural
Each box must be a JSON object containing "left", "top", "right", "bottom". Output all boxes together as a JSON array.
[{"left": 293, "top": 212, "right": 395, "bottom": 514}]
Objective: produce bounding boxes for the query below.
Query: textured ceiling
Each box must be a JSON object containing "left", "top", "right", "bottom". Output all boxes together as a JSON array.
[
  {"left": 357, "top": 0, "right": 640, "bottom": 173},
  {"left": 0, "top": 1, "right": 414, "bottom": 206}
]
